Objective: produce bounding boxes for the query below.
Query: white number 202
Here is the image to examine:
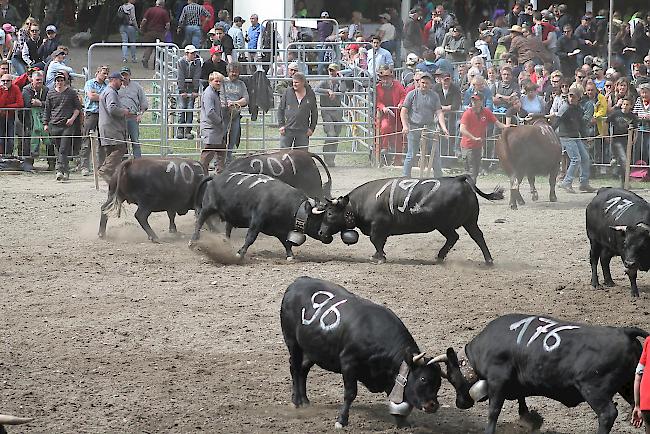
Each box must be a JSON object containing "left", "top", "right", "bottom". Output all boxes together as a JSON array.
[
  {"left": 301, "top": 291, "right": 348, "bottom": 331},
  {"left": 509, "top": 316, "right": 580, "bottom": 352}
]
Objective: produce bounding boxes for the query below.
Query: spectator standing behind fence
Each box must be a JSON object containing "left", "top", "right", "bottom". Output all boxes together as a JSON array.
[
  {"left": 403, "top": 8, "right": 423, "bottom": 58},
  {"left": 0, "top": 72, "right": 22, "bottom": 155},
  {"left": 376, "top": 65, "right": 405, "bottom": 166},
  {"left": 79, "top": 65, "right": 109, "bottom": 176},
  {"left": 607, "top": 97, "right": 638, "bottom": 187},
  {"left": 177, "top": 0, "right": 211, "bottom": 49},
  {"left": 221, "top": 62, "right": 248, "bottom": 164},
  {"left": 38, "top": 25, "right": 59, "bottom": 64},
  {"left": 215, "top": 9, "right": 231, "bottom": 34},
  {"left": 278, "top": 72, "right": 317, "bottom": 150},
  {"left": 201, "top": 45, "right": 226, "bottom": 88},
  {"left": 633, "top": 83, "right": 650, "bottom": 164},
  {"left": 45, "top": 47, "right": 73, "bottom": 89},
  {"left": 367, "top": 35, "right": 393, "bottom": 78},
  {"left": 118, "top": 66, "right": 148, "bottom": 158},
  {"left": 11, "top": 18, "right": 38, "bottom": 76},
  {"left": 442, "top": 26, "right": 466, "bottom": 63},
  {"left": 22, "top": 24, "right": 43, "bottom": 71},
  {"left": 209, "top": 25, "right": 234, "bottom": 63},
  {"left": 97, "top": 72, "right": 134, "bottom": 182},
  {"left": 377, "top": 13, "right": 396, "bottom": 55},
  {"left": 140, "top": 0, "right": 171, "bottom": 69},
  {"left": 314, "top": 62, "right": 345, "bottom": 167},
  {"left": 557, "top": 24, "right": 580, "bottom": 77},
  {"left": 316, "top": 12, "right": 334, "bottom": 75},
  {"left": 459, "top": 92, "right": 507, "bottom": 181},
  {"left": 43, "top": 71, "right": 81, "bottom": 181},
  {"left": 199, "top": 71, "right": 225, "bottom": 173},
  {"left": 433, "top": 69, "right": 461, "bottom": 156},
  {"left": 117, "top": 0, "right": 139, "bottom": 64},
  {"left": 200, "top": 0, "right": 215, "bottom": 40},
  {"left": 176, "top": 44, "right": 201, "bottom": 139},
  {"left": 20, "top": 69, "right": 48, "bottom": 171},
  {"left": 401, "top": 72, "right": 449, "bottom": 178},
  {"left": 228, "top": 16, "right": 245, "bottom": 59},
  {"left": 246, "top": 14, "right": 263, "bottom": 63}
]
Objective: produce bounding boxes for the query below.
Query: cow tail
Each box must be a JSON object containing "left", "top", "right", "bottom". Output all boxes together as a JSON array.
[
  {"left": 310, "top": 153, "right": 332, "bottom": 198},
  {"left": 461, "top": 175, "right": 505, "bottom": 201},
  {"left": 101, "top": 161, "right": 130, "bottom": 217},
  {"left": 193, "top": 175, "right": 214, "bottom": 215}
]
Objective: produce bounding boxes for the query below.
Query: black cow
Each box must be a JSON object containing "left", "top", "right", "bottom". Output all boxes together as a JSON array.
[
  {"left": 281, "top": 276, "right": 448, "bottom": 428},
  {"left": 437, "top": 314, "right": 648, "bottom": 434},
  {"left": 0, "top": 413, "right": 33, "bottom": 433},
  {"left": 98, "top": 158, "right": 206, "bottom": 242},
  {"left": 318, "top": 175, "right": 504, "bottom": 264},
  {"left": 586, "top": 187, "right": 650, "bottom": 297},
  {"left": 227, "top": 149, "right": 332, "bottom": 198},
  {"left": 189, "top": 172, "right": 356, "bottom": 260}
]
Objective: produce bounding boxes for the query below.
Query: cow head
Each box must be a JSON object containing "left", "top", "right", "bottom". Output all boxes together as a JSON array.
[
  {"left": 433, "top": 348, "right": 478, "bottom": 410},
  {"left": 398, "top": 351, "right": 444, "bottom": 414},
  {"left": 309, "top": 195, "right": 359, "bottom": 245},
  {"left": 612, "top": 223, "right": 650, "bottom": 272}
]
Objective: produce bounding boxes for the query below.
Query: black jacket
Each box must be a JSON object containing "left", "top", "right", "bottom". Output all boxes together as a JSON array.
[{"left": 245, "top": 70, "right": 273, "bottom": 121}]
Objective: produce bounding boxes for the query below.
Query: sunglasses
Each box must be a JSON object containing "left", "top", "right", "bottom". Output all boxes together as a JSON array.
[
  {"left": 506, "top": 60, "right": 513, "bottom": 63},
  {"left": 551, "top": 80, "right": 560, "bottom": 83},
  {"left": 30, "top": 29, "right": 39, "bottom": 33},
  {"left": 561, "top": 84, "right": 570, "bottom": 88},
  {"left": 605, "top": 83, "right": 613, "bottom": 87},
  {"left": 0, "top": 79, "right": 10, "bottom": 82},
  {"left": 576, "top": 75, "right": 585, "bottom": 79}
]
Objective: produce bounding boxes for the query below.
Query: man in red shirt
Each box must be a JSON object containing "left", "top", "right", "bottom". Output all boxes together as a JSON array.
[
  {"left": 0, "top": 73, "right": 24, "bottom": 155},
  {"left": 140, "top": 0, "right": 171, "bottom": 69},
  {"left": 375, "top": 65, "right": 406, "bottom": 165},
  {"left": 632, "top": 335, "right": 650, "bottom": 433},
  {"left": 459, "top": 91, "right": 507, "bottom": 180}
]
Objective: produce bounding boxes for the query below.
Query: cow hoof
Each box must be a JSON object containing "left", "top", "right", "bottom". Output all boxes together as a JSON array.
[
  {"left": 334, "top": 422, "right": 344, "bottom": 429},
  {"left": 604, "top": 280, "right": 615, "bottom": 287},
  {"left": 150, "top": 238, "right": 160, "bottom": 244},
  {"left": 235, "top": 252, "right": 243, "bottom": 261},
  {"left": 510, "top": 203, "right": 518, "bottom": 210},
  {"left": 531, "top": 192, "right": 539, "bottom": 202},
  {"left": 98, "top": 233, "right": 106, "bottom": 239},
  {"left": 519, "top": 410, "right": 543, "bottom": 431},
  {"left": 485, "top": 259, "right": 494, "bottom": 267}
]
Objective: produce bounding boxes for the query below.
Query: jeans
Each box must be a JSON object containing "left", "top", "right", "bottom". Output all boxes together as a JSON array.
[
  {"left": 98, "top": 143, "right": 127, "bottom": 180},
  {"left": 462, "top": 147, "right": 483, "bottom": 181},
  {"left": 560, "top": 138, "right": 591, "bottom": 186},
  {"left": 317, "top": 44, "right": 327, "bottom": 75},
  {"left": 126, "top": 117, "right": 141, "bottom": 158},
  {"left": 223, "top": 112, "right": 241, "bottom": 163},
  {"left": 119, "top": 25, "right": 138, "bottom": 60},
  {"left": 403, "top": 127, "right": 442, "bottom": 178},
  {"left": 80, "top": 112, "right": 99, "bottom": 169},
  {"left": 177, "top": 95, "right": 196, "bottom": 137},
  {"left": 48, "top": 123, "right": 75, "bottom": 173},
  {"left": 11, "top": 55, "right": 26, "bottom": 75},
  {"left": 0, "top": 116, "right": 15, "bottom": 154},
  {"left": 634, "top": 129, "right": 650, "bottom": 164},
  {"left": 183, "top": 25, "right": 202, "bottom": 48},
  {"left": 279, "top": 130, "right": 309, "bottom": 149},
  {"left": 322, "top": 109, "right": 343, "bottom": 165}
]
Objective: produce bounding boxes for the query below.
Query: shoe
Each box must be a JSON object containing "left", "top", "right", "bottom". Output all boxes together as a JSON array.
[
  {"left": 142, "top": 59, "right": 149, "bottom": 69},
  {"left": 610, "top": 158, "right": 617, "bottom": 167},
  {"left": 176, "top": 133, "right": 184, "bottom": 139},
  {"left": 559, "top": 183, "right": 576, "bottom": 193},
  {"left": 184, "top": 133, "right": 194, "bottom": 140},
  {"left": 132, "top": 58, "right": 137, "bottom": 63},
  {"left": 55, "top": 171, "right": 63, "bottom": 181},
  {"left": 62, "top": 172, "right": 69, "bottom": 181},
  {"left": 81, "top": 168, "right": 90, "bottom": 176},
  {"left": 122, "top": 58, "right": 128, "bottom": 63},
  {"left": 579, "top": 184, "right": 596, "bottom": 193}
]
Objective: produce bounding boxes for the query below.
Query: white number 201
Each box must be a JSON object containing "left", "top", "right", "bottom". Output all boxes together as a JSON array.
[
  {"left": 301, "top": 291, "right": 348, "bottom": 331},
  {"left": 509, "top": 316, "right": 580, "bottom": 352}
]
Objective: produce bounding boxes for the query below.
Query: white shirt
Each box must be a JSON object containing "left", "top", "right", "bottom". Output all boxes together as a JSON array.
[{"left": 377, "top": 23, "right": 395, "bottom": 43}]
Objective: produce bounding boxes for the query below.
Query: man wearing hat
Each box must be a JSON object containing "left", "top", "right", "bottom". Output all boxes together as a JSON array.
[
  {"left": 79, "top": 65, "right": 109, "bottom": 175},
  {"left": 118, "top": 66, "right": 148, "bottom": 158},
  {"left": 403, "top": 8, "right": 424, "bottom": 57},
  {"left": 316, "top": 11, "right": 334, "bottom": 74},
  {"left": 377, "top": 13, "right": 396, "bottom": 54},
  {"left": 97, "top": 72, "right": 134, "bottom": 182},
  {"left": 38, "top": 25, "right": 60, "bottom": 64},
  {"left": 176, "top": 44, "right": 202, "bottom": 139},
  {"left": 140, "top": 0, "right": 171, "bottom": 69},
  {"left": 401, "top": 53, "right": 419, "bottom": 88},
  {"left": 45, "top": 46, "right": 74, "bottom": 89},
  {"left": 201, "top": 45, "right": 227, "bottom": 89},
  {"left": 433, "top": 69, "right": 462, "bottom": 156},
  {"left": 228, "top": 16, "right": 245, "bottom": 57},
  {"left": 441, "top": 26, "right": 466, "bottom": 63},
  {"left": 400, "top": 71, "right": 449, "bottom": 177},
  {"left": 458, "top": 91, "right": 507, "bottom": 181},
  {"left": 314, "top": 62, "right": 346, "bottom": 166},
  {"left": 210, "top": 25, "right": 234, "bottom": 63}
]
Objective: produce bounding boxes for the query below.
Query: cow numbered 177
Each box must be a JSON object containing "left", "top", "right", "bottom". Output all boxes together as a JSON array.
[
  {"left": 319, "top": 175, "right": 504, "bottom": 264},
  {"left": 280, "top": 276, "right": 450, "bottom": 429},
  {"left": 586, "top": 187, "right": 650, "bottom": 297},
  {"left": 98, "top": 158, "right": 206, "bottom": 242},
  {"left": 437, "top": 313, "right": 648, "bottom": 434}
]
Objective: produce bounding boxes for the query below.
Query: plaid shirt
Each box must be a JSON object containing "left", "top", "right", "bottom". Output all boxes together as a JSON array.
[{"left": 178, "top": 3, "right": 210, "bottom": 27}]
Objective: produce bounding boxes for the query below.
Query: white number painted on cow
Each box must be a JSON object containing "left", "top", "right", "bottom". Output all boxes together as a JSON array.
[
  {"left": 509, "top": 316, "right": 580, "bottom": 352},
  {"left": 604, "top": 196, "right": 635, "bottom": 221},
  {"left": 166, "top": 161, "right": 195, "bottom": 184},
  {"left": 375, "top": 178, "right": 441, "bottom": 214},
  {"left": 301, "top": 290, "right": 348, "bottom": 331},
  {"left": 249, "top": 153, "right": 297, "bottom": 177},
  {"left": 225, "top": 171, "right": 275, "bottom": 188}
]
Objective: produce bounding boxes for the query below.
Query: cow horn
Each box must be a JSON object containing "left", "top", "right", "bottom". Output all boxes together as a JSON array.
[
  {"left": 0, "top": 414, "right": 33, "bottom": 425},
  {"left": 412, "top": 352, "right": 426, "bottom": 364},
  {"left": 307, "top": 198, "right": 317, "bottom": 207},
  {"left": 331, "top": 198, "right": 339, "bottom": 205},
  {"left": 429, "top": 354, "right": 448, "bottom": 364},
  {"left": 637, "top": 223, "right": 650, "bottom": 233},
  {"left": 311, "top": 207, "right": 325, "bottom": 215}
]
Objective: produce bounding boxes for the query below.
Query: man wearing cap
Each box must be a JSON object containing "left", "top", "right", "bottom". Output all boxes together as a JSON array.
[
  {"left": 0, "top": 72, "right": 22, "bottom": 155},
  {"left": 79, "top": 65, "right": 109, "bottom": 175},
  {"left": 45, "top": 46, "right": 74, "bottom": 89},
  {"left": 557, "top": 24, "right": 580, "bottom": 77},
  {"left": 441, "top": 26, "right": 466, "bottom": 63},
  {"left": 97, "top": 72, "right": 135, "bottom": 182},
  {"left": 38, "top": 25, "right": 60, "bottom": 64},
  {"left": 377, "top": 13, "right": 396, "bottom": 55},
  {"left": 400, "top": 71, "right": 449, "bottom": 177},
  {"left": 140, "top": 0, "right": 171, "bottom": 69},
  {"left": 228, "top": 16, "right": 245, "bottom": 58},
  {"left": 201, "top": 45, "right": 227, "bottom": 89},
  {"left": 402, "top": 53, "right": 419, "bottom": 88},
  {"left": 552, "top": 83, "right": 596, "bottom": 193},
  {"left": 209, "top": 25, "right": 234, "bottom": 63},
  {"left": 221, "top": 62, "right": 248, "bottom": 163},
  {"left": 43, "top": 71, "right": 81, "bottom": 181},
  {"left": 177, "top": 0, "right": 211, "bottom": 48},
  {"left": 314, "top": 63, "right": 346, "bottom": 166},
  {"left": 458, "top": 91, "right": 507, "bottom": 181},
  {"left": 375, "top": 65, "right": 406, "bottom": 165},
  {"left": 118, "top": 66, "right": 148, "bottom": 158},
  {"left": 176, "top": 44, "right": 202, "bottom": 139},
  {"left": 367, "top": 34, "right": 393, "bottom": 78},
  {"left": 316, "top": 11, "right": 334, "bottom": 75},
  {"left": 403, "top": 8, "right": 423, "bottom": 57},
  {"left": 433, "top": 69, "right": 462, "bottom": 156}
]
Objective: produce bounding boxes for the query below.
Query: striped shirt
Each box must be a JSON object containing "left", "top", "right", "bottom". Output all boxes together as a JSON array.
[
  {"left": 633, "top": 97, "right": 650, "bottom": 131},
  {"left": 178, "top": 3, "right": 210, "bottom": 27}
]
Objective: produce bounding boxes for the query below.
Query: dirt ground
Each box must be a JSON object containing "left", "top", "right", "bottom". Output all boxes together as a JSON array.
[{"left": 2, "top": 165, "right": 650, "bottom": 434}]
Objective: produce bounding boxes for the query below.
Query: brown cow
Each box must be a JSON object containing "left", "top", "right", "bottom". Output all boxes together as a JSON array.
[{"left": 496, "top": 116, "right": 562, "bottom": 210}]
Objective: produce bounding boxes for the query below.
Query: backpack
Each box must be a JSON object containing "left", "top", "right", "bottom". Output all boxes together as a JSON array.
[{"left": 117, "top": 5, "right": 131, "bottom": 26}]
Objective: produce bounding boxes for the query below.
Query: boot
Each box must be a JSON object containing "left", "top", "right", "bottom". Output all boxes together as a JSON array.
[
  {"left": 215, "top": 151, "right": 227, "bottom": 174},
  {"left": 199, "top": 150, "right": 215, "bottom": 174}
]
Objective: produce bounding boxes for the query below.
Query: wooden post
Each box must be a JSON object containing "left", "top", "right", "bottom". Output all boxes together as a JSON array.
[
  {"left": 90, "top": 130, "right": 99, "bottom": 190},
  {"left": 244, "top": 117, "right": 249, "bottom": 152},
  {"left": 624, "top": 126, "right": 634, "bottom": 190}
]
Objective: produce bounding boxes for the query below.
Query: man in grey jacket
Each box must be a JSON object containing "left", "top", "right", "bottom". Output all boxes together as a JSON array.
[
  {"left": 200, "top": 71, "right": 225, "bottom": 173},
  {"left": 221, "top": 62, "right": 248, "bottom": 163},
  {"left": 97, "top": 72, "right": 134, "bottom": 182},
  {"left": 176, "top": 44, "right": 202, "bottom": 139},
  {"left": 314, "top": 63, "right": 345, "bottom": 166},
  {"left": 118, "top": 66, "right": 149, "bottom": 158},
  {"left": 277, "top": 72, "right": 318, "bottom": 149}
]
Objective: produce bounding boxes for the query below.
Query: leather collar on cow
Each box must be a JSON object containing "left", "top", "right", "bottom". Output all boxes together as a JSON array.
[
  {"left": 458, "top": 347, "right": 478, "bottom": 384},
  {"left": 387, "top": 361, "right": 414, "bottom": 416},
  {"left": 294, "top": 200, "right": 311, "bottom": 234},
  {"left": 344, "top": 207, "right": 356, "bottom": 229}
]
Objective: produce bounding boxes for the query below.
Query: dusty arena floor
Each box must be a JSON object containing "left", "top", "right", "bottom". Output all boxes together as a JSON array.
[{"left": 2, "top": 166, "right": 650, "bottom": 434}]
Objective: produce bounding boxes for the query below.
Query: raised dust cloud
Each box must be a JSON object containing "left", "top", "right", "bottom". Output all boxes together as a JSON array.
[{"left": 192, "top": 232, "right": 240, "bottom": 264}]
